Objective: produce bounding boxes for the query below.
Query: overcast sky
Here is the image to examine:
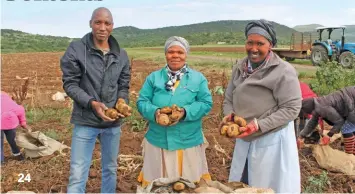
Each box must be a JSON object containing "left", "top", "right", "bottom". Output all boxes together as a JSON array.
[{"left": 1, "top": 0, "right": 355, "bottom": 38}]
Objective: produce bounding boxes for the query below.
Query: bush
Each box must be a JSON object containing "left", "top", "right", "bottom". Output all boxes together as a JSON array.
[
  {"left": 304, "top": 171, "right": 329, "bottom": 193},
  {"left": 310, "top": 61, "right": 355, "bottom": 96}
]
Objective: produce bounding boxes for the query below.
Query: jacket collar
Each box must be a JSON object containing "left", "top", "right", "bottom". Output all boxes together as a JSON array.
[
  {"left": 81, "top": 32, "right": 121, "bottom": 56},
  {"left": 238, "top": 51, "right": 281, "bottom": 72}
]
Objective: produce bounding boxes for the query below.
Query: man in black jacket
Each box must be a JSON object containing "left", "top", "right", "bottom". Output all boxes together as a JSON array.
[
  {"left": 60, "top": 7, "right": 130, "bottom": 193},
  {"left": 298, "top": 86, "right": 355, "bottom": 155}
]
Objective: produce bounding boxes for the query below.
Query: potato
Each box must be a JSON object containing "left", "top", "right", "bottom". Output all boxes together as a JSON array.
[
  {"left": 172, "top": 104, "right": 182, "bottom": 111},
  {"left": 157, "top": 114, "right": 170, "bottom": 126},
  {"left": 160, "top": 106, "right": 172, "bottom": 114},
  {"left": 115, "top": 98, "right": 132, "bottom": 116},
  {"left": 170, "top": 109, "right": 182, "bottom": 121},
  {"left": 220, "top": 125, "right": 229, "bottom": 135},
  {"left": 173, "top": 182, "right": 185, "bottom": 192},
  {"left": 234, "top": 116, "right": 247, "bottom": 127},
  {"left": 227, "top": 124, "right": 240, "bottom": 137},
  {"left": 105, "top": 108, "right": 119, "bottom": 119},
  {"left": 226, "top": 121, "right": 235, "bottom": 125},
  {"left": 159, "top": 104, "right": 184, "bottom": 124}
]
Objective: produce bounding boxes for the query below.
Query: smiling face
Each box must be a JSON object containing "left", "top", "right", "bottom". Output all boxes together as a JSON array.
[
  {"left": 89, "top": 9, "right": 113, "bottom": 43},
  {"left": 165, "top": 45, "right": 187, "bottom": 71},
  {"left": 245, "top": 34, "right": 272, "bottom": 64}
]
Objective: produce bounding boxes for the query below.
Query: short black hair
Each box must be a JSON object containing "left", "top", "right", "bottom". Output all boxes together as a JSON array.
[{"left": 90, "top": 7, "right": 113, "bottom": 22}]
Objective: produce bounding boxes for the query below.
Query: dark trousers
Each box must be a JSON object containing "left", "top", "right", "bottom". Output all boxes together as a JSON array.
[{"left": 1, "top": 129, "right": 20, "bottom": 161}]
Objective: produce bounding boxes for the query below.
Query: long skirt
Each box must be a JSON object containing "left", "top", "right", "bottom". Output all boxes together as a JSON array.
[
  {"left": 137, "top": 137, "right": 211, "bottom": 187},
  {"left": 229, "top": 121, "right": 301, "bottom": 193}
]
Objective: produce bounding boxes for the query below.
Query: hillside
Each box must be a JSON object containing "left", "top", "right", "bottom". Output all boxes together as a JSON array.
[
  {"left": 112, "top": 20, "right": 297, "bottom": 47},
  {"left": 293, "top": 24, "right": 324, "bottom": 32},
  {"left": 292, "top": 24, "right": 355, "bottom": 41},
  {"left": 2, "top": 20, "right": 297, "bottom": 53},
  {"left": 1, "top": 29, "right": 76, "bottom": 53}
]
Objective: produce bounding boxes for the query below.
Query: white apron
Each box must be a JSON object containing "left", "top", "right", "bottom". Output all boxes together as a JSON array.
[{"left": 229, "top": 121, "right": 301, "bottom": 193}]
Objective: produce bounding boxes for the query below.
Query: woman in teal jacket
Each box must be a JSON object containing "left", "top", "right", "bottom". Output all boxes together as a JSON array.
[{"left": 137, "top": 36, "right": 213, "bottom": 186}]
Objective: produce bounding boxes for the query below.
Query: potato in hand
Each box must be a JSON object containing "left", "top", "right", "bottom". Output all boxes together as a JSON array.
[
  {"left": 115, "top": 98, "right": 132, "bottom": 117},
  {"left": 160, "top": 106, "right": 172, "bottom": 114},
  {"left": 157, "top": 104, "right": 184, "bottom": 126},
  {"left": 105, "top": 108, "right": 120, "bottom": 120},
  {"left": 220, "top": 125, "right": 229, "bottom": 135},
  {"left": 234, "top": 116, "right": 247, "bottom": 127},
  {"left": 219, "top": 115, "right": 246, "bottom": 138},
  {"left": 157, "top": 113, "right": 170, "bottom": 126},
  {"left": 227, "top": 124, "right": 240, "bottom": 137}
]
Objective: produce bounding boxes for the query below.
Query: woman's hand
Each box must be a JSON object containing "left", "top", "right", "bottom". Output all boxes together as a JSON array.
[
  {"left": 155, "top": 109, "right": 161, "bottom": 123},
  {"left": 22, "top": 125, "right": 32, "bottom": 133},
  {"left": 169, "top": 108, "right": 186, "bottom": 126},
  {"left": 218, "top": 113, "right": 235, "bottom": 129},
  {"left": 235, "top": 118, "right": 259, "bottom": 138},
  {"left": 320, "top": 135, "right": 330, "bottom": 145},
  {"left": 297, "top": 137, "right": 305, "bottom": 149}
]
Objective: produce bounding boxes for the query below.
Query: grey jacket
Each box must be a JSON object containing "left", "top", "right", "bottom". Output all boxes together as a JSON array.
[
  {"left": 60, "top": 33, "right": 130, "bottom": 128},
  {"left": 223, "top": 52, "right": 302, "bottom": 141},
  {"left": 300, "top": 86, "right": 355, "bottom": 137}
]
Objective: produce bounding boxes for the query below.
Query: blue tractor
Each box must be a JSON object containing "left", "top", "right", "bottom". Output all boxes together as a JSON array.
[{"left": 311, "top": 26, "right": 355, "bottom": 68}]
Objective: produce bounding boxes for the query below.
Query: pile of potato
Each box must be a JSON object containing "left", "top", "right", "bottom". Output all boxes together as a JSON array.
[
  {"left": 157, "top": 104, "right": 184, "bottom": 126},
  {"left": 105, "top": 98, "right": 132, "bottom": 119},
  {"left": 220, "top": 115, "right": 247, "bottom": 138}
]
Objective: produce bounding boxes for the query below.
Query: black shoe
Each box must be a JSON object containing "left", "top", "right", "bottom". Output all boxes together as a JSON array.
[{"left": 13, "top": 154, "right": 25, "bottom": 161}]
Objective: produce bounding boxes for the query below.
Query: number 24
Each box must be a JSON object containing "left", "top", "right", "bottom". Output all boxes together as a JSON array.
[{"left": 18, "top": 173, "right": 31, "bottom": 182}]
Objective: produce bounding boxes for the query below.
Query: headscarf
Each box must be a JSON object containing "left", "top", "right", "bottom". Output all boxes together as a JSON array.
[
  {"left": 245, "top": 19, "right": 277, "bottom": 47},
  {"left": 164, "top": 36, "right": 190, "bottom": 54}
]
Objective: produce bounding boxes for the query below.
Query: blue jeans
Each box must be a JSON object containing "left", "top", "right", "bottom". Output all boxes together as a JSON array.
[
  {"left": 1, "top": 129, "right": 21, "bottom": 162},
  {"left": 67, "top": 125, "right": 121, "bottom": 193}
]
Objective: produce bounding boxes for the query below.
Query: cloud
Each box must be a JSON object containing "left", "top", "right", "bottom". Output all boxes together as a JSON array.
[
  {"left": 345, "top": 8, "right": 355, "bottom": 17},
  {"left": 2, "top": 1, "right": 354, "bottom": 37}
]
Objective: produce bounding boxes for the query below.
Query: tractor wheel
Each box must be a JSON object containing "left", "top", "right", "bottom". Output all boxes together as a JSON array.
[
  {"left": 311, "top": 45, "right": 328, "bottom": 66},
  {"left": 285, "top": 57, "right": 295, "bottom": 62},
  {"left": 339, "top": 51, "right": 354, "bottom": 68}
]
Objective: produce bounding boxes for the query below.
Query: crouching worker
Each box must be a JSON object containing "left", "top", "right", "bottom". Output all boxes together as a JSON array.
[
  {"left": 298, "top": 86, "right": 355, "bottom": 155},
  {"left": 1, "top": 91, "right": 32, "bottom": 163},
  {"left": 136, "top": 36, "right": 213, "bottom": 187}
]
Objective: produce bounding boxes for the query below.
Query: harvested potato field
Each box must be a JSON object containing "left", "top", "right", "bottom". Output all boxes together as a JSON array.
[{"left": 1, "top": 52, "right": 354, "bottom": 193}]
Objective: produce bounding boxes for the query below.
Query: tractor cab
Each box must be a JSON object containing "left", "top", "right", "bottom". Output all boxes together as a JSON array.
[{"left": 311, "top": 26, "right": 355, "bottom": 68}]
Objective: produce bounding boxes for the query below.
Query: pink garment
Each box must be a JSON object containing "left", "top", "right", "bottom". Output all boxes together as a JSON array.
[{"left": 1, "top": 92, "right": 27, "bottom": 130}]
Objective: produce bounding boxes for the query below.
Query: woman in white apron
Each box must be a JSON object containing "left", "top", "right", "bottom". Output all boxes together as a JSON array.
[{"left": 221, "top": 19, "right": 302, "bottom": 193}]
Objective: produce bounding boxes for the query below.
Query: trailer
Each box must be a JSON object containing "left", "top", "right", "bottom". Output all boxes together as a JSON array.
[{"left": 272, "top": 32, "right": 318, "bottom": 62}]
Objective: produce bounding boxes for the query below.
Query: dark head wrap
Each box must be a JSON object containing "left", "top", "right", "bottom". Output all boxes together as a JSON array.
[{"left": 245, "top": 19, "right": 277, "bottom": 47}]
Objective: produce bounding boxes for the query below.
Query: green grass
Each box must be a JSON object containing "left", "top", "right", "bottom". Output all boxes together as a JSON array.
[
  {"left": 25, "top": 106, "right": 71, "bottom": 125},
  {"left": 127, "top": 47, "right": 317, "bottom": 82},
  {"left": 290, "top": 59, "right": 313, "bottom": 65}
]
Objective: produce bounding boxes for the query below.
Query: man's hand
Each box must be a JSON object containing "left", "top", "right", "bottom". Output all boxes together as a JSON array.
[
  {"left": 320, "top": 135, "right": 330, "bottom": 145},
  {"left": 297, "top": 137, "right": 305, "bottom": 149},
  {"left": 91, "top": 101, "right": 115, "bottom": 122},
  {"left": 235, "top": 118, "right": 259, "bottom": 138},
  {"left": 169, "top": 108, "right": 186, "bottom": 126}
]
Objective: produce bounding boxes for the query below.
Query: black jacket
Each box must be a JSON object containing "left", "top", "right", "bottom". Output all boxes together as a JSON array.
[
  {"left": 60, "top": 33, "right": 130, "bottom": 128},
  {"left": 300, "top": 86, "right": 355, "bottom": 137}
]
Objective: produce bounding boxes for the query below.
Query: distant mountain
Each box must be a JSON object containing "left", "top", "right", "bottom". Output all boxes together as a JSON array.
[
  {"left": 1, "top": 20, "right": 299, "bottom": 53},
  {"left": 292, "top": 24, "right": 355, "bottom": 42},
  {"left": 293, "top": 24, "right": 324, "bottom": 32},
  {"left": 1, "top": 29, "right": 77, "bottom": 53},
  {"left": 112, "top": 20, "right": 297, "bottom": 47}
]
